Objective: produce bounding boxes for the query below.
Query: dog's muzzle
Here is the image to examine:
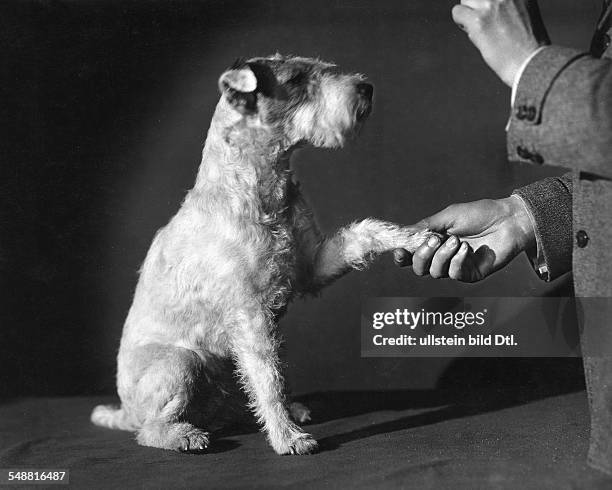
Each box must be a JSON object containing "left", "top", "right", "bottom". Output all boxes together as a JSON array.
[
  {"left": 355, "top": 82, "right": 374, "bottom": 122},
  {"left": 356, "top": 82, "right": 374, "bottom": 100}
]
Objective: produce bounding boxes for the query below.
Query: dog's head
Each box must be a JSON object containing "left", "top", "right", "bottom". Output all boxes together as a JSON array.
[{"left": 217, "top": 54, "right": 373, "bottom": 148}]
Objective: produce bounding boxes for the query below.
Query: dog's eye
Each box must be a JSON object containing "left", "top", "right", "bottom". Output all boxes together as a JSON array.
[{"left": 286, "top": 72, "right": 307, "bottom": 86}]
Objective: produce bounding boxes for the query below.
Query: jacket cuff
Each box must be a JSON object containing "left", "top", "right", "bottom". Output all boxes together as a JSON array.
[
  {"left": 511, "top": 46, "right": 547, "bottom": 108},
  {"left": 512, "top": 177, "right": 573, "bottom": 281}
]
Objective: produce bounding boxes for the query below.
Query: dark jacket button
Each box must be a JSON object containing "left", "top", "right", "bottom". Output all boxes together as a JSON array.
[
  {"left": 576, "top": 230, "right": 589, "bottom": 248},
  {"left": 517, "top": 146, "right": 531, "bottom": 159},
  {"left": 531, "top": 152, "right": 544, "bottom": 164},
  {"left": 516, "top": 105, "right": 526, "bottom": 120},
  {"left": 525, "top": 106, "right": 537, "bottom": 121},
  {"left": 605, "top": 33, "right": 611, "bottom": 49}
]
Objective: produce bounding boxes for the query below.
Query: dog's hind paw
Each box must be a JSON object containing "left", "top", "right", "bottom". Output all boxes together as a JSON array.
[
  {"left": 137, "top": 421, "right": 211, "bottom": 453},
  {"left": 289, "top": 402, "right": 312, "bottom": 424}
]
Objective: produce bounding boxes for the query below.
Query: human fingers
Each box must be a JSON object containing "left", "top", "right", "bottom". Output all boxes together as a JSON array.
[
  {"left": 429, "top": 235, "right": 461, "bottom": 279},
  {"left": 412, "top": 235, "right": 442, "bottom": 276},
  {"left": 448, "top": 242, "right": 483, "bottom": 283}
]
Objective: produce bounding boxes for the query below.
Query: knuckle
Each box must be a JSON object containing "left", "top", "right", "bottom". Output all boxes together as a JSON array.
[{"left": 473, "top": 16, "right": 485, "bottom": 31}]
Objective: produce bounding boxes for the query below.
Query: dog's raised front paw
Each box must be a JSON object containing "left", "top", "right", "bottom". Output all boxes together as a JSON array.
[{"left": 289, "top": 402, "right": 312, "bottom": 424}]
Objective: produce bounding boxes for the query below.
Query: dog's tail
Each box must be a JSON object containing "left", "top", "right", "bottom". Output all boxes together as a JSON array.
[{"left": 91, "top": 404, "right": 137, "bottom": 431}]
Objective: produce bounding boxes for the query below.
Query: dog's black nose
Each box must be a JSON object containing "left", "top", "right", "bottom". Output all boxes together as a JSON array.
[{"left": 356, "top": 82, "right": 374, "bottom": 100}]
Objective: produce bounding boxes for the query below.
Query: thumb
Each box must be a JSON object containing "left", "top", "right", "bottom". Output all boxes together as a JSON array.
[{"left": 393, "top": 248, "right": 411, "bottom": 267}]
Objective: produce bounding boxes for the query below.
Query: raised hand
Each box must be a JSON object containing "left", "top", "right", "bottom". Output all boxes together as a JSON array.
[{"left": 451, "top": 0, "right": 550, "bottom": 86}]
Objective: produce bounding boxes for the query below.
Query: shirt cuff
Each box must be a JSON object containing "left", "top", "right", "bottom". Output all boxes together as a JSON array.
[
  {"left": 510, "top": 194, "right": 549, "bottom": 279},
  {"left": 511, "top": 46, "right": 548, "bottom": 107}
]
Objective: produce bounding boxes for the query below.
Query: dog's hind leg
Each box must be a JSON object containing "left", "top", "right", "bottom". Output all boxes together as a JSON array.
[
  {"left": 138, "top": 420, "right": 210, "bottom": 452},
  {"left": 289, "top": 402, "right": 312, "bottom": 424},
  {"left": 91, "top": 404, "right": 137, "bottom": 431},
  {"left": 231, "top": 309, "right": 318, "bottom": 455},
  {"left": 123, "top": 344, "right": 211, "bottom": 452}
]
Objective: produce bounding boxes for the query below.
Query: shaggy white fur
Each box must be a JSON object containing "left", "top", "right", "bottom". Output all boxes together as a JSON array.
[{"left": 91, "top": 55, "right": 433, "bottom": 455}]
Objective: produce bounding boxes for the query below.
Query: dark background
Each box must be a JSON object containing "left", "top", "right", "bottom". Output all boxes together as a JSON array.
[{"left": 0, "top": 0, "right": 601, "bottom": 398}]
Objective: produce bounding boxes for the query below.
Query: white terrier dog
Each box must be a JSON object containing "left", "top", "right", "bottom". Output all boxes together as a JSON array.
[{"left": 91, "top": 55, "right": 433, "bottom": 455}]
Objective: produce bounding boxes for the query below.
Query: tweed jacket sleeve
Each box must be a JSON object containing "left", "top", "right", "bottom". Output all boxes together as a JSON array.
[
  {"left": 507, "top": 46, "right": 612, "bottom": 177},
  {"left": 513, "top": 174, "right": 573, "bottom": 281},
  {"left": 507, "top": 45, "right": 612, "bottom": 281}
]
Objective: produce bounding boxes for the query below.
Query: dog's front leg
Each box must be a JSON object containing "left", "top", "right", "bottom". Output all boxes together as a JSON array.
[
  {"left": 311, "top": 218, "right": 435, "bottom": 289},
  {"left": 231, "top": 309, "right": 318, "bottom": 455}
]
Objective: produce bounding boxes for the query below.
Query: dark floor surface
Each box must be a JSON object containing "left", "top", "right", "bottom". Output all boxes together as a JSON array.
[{"left": 1, "top": 391, "right": 611, "bottom": 489}]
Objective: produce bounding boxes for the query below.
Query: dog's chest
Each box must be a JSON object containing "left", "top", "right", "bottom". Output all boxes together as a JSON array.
[
  {"left": 241, "top": 170, "right": 299, "bottom": 312},
  {"left": 254, "top": 210, "right": 297, "bottom": 312}
]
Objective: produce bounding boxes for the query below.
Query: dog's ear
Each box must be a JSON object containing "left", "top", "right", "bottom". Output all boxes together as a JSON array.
[{"left": 218, "top": 67, "right": 258, "bottom": 114}]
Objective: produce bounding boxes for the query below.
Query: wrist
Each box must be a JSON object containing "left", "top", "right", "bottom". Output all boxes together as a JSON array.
[
  {"left": 500, "top": 41, "right": 543, "bottom": 87},
  {"left": 500, "top": 195, "right": 537, "bottom": 252},
  {"left": 511, "top": 46, "right": 547, "bottom": 106}
]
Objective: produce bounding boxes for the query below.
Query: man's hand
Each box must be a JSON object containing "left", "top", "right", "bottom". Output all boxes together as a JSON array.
[
  {"left": 452, "top": 0, "right": 550, "bottom": 86},
  {"left": 394, "top": 196, "right": 536, "bottom": 282}
]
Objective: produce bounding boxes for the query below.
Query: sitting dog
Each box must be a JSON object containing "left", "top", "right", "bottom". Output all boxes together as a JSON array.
[{"left": 91, "top": 54, "right": 433, "bottom": 455}]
